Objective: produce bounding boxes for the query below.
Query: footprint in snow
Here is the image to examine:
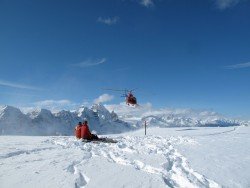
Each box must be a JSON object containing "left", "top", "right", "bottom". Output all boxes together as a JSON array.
[{"left": 75, "top": 172, "right": 89, "bottom": 188}]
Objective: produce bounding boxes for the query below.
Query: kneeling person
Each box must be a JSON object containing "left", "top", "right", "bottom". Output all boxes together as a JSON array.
[{"left": 81, "top": 120, "right": 98, "bottom": 140}]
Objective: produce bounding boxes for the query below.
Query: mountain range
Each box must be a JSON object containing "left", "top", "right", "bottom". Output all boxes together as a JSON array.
[
  {"left": 0, "top": 104, "right": 131, "bottom": 136},
  {"left": 0, "top": 103, "right": 248, "bottom": 136}
]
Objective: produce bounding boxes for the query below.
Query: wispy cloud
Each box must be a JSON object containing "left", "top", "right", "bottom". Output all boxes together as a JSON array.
[
  {"left": 97, "top": 16, "right": 119, "bottom": 25},
  {"left": 140, "top": 0, "right": 154, "bottom": 7},
  {"left": 214, "top": 0, "right": 240, "bottom": 10},
  {"left": 224, "top": 62, "right": 250, "bottom": 69},
  {"left": 71, "top": 58, "right": 106, "bottom": 68},
  {"left": 94, "top": 94, "right": 114, "bottom": 104},
  {"left": 0, "top": 80, "right": 42, "bottom": 90},
  {"left": 0, "top": 91, "right": 38, "bottom": 97}
]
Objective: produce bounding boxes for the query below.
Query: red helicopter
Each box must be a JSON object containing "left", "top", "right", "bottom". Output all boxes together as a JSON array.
[
  {"left": 123, "top": 89, "right": 137, "bottom": 106},
  {"left": 103, "top": 88, "right": 138, "bottom": 106}
]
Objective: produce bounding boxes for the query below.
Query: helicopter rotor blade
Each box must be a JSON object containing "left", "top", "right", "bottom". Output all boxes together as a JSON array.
[
  {"left": 129, "top": 88, "right": 138, "bottom": 93},
  {"left": 102, "top": 88, "right": 126, "bottom": 92},
  {"left": 102, "top": 88, "right": 138, "bottom": 94}
]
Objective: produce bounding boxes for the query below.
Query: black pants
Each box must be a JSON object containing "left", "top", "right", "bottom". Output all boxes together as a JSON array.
[{"left": 91, "top": 134, "right": 99, "bottom": 139}]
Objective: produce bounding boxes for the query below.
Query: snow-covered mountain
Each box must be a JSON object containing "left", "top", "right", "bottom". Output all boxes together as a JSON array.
[
  {"left": 105, "top": 103, "right": 248, "bottom": 128},
  {"left": 0, "top": 105, "right": 31, "bottom": 135},
  {"left": 0, "top": 104, "right": 131, "bottom": 136},
  {"left": 0, "top": 103, "right": 248, "bottom": 136}
]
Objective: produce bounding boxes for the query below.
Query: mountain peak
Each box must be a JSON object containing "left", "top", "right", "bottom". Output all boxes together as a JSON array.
[
  {"left": 27, "top": 108, "right": 53, "bottom": 119},
  {"left": 0, "top": 105, "right": 23, "bottom": 118}
]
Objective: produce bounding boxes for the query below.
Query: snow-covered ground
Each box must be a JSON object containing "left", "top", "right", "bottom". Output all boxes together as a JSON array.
[{"left": 1, "top": 125, "right": 249, "bottom": 188}]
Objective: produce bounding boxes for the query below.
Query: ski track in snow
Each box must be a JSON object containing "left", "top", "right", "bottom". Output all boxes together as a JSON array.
[
  {"left": 0, "top": 147, "right": 55, "bottom": 159},
  {"left": 49, "top": 136, "right": 221, "bottom": 188}
]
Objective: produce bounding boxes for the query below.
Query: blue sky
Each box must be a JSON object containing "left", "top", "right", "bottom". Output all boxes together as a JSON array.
[{"left": 0, "top": 0, "right": 250, "bottom": 119}]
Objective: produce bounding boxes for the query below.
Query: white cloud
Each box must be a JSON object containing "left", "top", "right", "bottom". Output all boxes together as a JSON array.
[
  {"left": 0, "top": 80, "right": 42, "bottom": 90},
  {"left": 214, "top": 0, "right": 240, "bottom": 9},
  {"left": 94, "top": 94, "right": 114, "bottom": 104},
  {"left": 224, "top": 62, "right": 250, "bottom": 69},
  {"left": 34, "top": 99, "right": 72, "bottom": 106},
  {"left": 71, "top": 58, "right": 106, "bottom": 68},
  {"left": 140, "top": 0, "right": 154, "bottom": 7},
  {"left": 97, "top": 17, "right": 119, "bottom": 25},
  {"left": 33, "top": 99, "right": 78, "bottom": 111}
]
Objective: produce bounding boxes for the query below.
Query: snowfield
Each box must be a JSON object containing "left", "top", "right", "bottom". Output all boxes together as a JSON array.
[{"left": 1, "top": 126, "right": 249, "bottom": 188}]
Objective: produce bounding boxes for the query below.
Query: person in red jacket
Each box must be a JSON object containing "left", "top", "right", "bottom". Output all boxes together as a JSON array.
[
  {"left": 81, "top": 120, "right": 99, "bottom": 140},
  {"left": 81, "top": 120, "right": 92, "bottom": 140},
  {"left": 75, "top": 122, "right": 82, "bottom": 139}
]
